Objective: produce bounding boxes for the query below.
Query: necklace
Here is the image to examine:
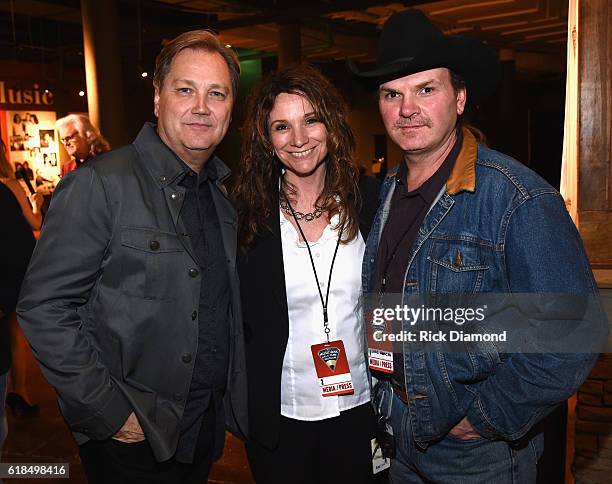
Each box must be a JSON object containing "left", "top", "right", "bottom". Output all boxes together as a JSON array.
[{"left": 279, "top": 199, "right": 325, "bottom": 222}]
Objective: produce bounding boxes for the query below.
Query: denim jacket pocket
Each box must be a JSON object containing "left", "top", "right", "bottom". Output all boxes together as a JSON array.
[{"left": 427, "top": 240, "right": 490, "bottom": 293}]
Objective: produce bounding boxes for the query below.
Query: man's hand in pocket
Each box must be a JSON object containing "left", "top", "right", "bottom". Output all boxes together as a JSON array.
[
  {"left": 448, "top": 417, "right": 481, "bottom": 441},
  {"left": 112, "top": 412, "right": 145, "bottom": 443}
]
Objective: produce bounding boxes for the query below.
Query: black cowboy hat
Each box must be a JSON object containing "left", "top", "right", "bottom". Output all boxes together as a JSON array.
[{"left": 347, "top": 9, "right": 500, "bottom": 104}]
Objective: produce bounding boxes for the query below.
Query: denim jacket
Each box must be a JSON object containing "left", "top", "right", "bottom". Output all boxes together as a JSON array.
[{"left": 363, "top": 128, "right": 599, "bottom": 444}]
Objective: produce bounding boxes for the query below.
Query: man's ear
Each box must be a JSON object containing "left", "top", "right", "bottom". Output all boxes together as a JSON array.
[
  {"left": 153, "top": 86, "right": 160, "bottom": 118},
  {"left": 456, "top": 86, "right": 467, "bottom": 116}
]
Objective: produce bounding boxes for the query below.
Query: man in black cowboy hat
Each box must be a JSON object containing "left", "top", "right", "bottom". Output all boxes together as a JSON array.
[{"left": 352, "top": 9, "right": 601, "bottom": 483}]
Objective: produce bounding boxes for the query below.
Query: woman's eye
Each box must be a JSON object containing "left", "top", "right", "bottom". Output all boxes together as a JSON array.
[
  {"left": 273, "top": 124, "right": 288, "bottom": 131},
  {"left": 210, "top": 91, "right": 226, "bottom": 99}
]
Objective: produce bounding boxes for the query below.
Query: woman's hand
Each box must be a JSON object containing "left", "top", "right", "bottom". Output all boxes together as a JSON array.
[{"left": 29, "top": 192, "right": 44, "bottom": 213}]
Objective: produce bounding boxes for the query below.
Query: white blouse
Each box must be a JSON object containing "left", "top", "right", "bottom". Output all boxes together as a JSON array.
[{"left": 279, "top": 210, "right": 370, "bottom": 421}]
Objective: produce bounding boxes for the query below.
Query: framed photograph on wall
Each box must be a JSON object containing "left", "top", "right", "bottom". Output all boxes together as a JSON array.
[{"left": 0, "top": 109, "right": 60, "bottom": 193}]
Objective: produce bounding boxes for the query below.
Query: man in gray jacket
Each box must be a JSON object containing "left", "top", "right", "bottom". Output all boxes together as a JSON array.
[{"left": 17, "top": 30, "right": 247, "bottom": 483}]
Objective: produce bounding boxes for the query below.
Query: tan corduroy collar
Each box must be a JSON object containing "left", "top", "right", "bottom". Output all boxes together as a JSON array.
[{"left": 446, "top": 127, "right": 477, "bottom": 195}]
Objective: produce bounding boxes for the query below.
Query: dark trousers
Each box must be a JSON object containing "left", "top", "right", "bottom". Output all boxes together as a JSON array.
[
  {"left": 246, "top": 403, "right": 375, "bottom": 484},
  {"left": 536, "top": 403, "right": 567, "bottom": 484},
  {"left": 79, "top": 404, "right": 217, "bottom": 484}
]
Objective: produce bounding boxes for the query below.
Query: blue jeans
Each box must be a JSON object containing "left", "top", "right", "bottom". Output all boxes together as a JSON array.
[{"left": 388, "top": 393, "right": 541, "bottom": 483}]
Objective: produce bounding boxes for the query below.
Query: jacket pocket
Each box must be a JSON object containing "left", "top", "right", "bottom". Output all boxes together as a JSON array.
[
  {"left": 427, "top": 240, "right": 490, "bottom": 293},
  {"left": 120, "top": 226, "right": 184, "bottom": 300}
]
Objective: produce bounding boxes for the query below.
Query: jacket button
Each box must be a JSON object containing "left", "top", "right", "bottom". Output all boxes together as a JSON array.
[
  {"left": 188, "top": 268, "right": 199, "bottom": 278},
  {"left": 159, "top": 175, "right": 167, "bottom": 182},
  {"left": 181, "top": 353, "right": 192, "bottom": 363},
  {"left": 173, "top": 393, "right": 183, "bottom": 402},
  {"left": 171, "top": 192, "right": 179, "bottom": 200},
  {"left": 149, "top": 240, "right": 160, "bottom": 251},
  {"left": 191, "top": 311, "right": 197, "bottom": 320}
]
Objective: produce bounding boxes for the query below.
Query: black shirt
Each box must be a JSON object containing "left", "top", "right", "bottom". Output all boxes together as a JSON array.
[
  {"left": 375, "top": 130, "right": 463, "bottom": 294},
  {"left": 174, "top": 159, "right": 230, "bottom": 463},
  {"left": 375, "top": 130, "right": 462, "bottom": 384}
]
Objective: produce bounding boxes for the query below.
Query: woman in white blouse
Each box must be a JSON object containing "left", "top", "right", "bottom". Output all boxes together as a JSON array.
[{"left": 234, "top": 65, "right": 379, "bottom": 483}]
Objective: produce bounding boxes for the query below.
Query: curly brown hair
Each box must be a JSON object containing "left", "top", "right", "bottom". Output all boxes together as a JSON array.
[{"left": 233, "top": 64, "right": 360, "bottom": 250}]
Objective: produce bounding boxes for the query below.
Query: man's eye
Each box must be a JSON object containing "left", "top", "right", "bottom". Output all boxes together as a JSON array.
[
  {"left": 210, "top": 91, "right": 226, "bottom": 99},
  {"left": 420, "top": 87, "right": 434, "bottom": 95},
  {"left": 177, "top": 87, "right": 192, "bottom": 94},
  {"left": 383, "top": 91, "right": 400, "bottom": 99}
]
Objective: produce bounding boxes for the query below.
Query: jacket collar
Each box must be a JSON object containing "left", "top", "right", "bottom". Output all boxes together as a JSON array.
[
  {"left": 132, "top": 122, "right": 231, "bottom": 189},
  {"left": 446, "top": 127, "right": 477, "bottom": 195}
]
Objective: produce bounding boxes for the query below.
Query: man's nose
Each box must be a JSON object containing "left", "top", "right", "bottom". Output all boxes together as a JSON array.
[
  {"left": 400, "top": 95, "right": 419, "bottom": 119},
  {"left": 192, "top": 94, "right": 211, "bottom": 115}
]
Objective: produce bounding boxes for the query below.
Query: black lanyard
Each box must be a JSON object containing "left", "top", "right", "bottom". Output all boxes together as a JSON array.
[{"left": 283, "top": 193, "right": 343, "bottom": 343}]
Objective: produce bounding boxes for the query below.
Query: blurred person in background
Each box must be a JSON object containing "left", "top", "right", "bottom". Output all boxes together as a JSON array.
[
  {"left": 56, "top": 114, "right": 110, "bottom": 177},
  {"left": 0, "top": 151, "right": 42, "bottom": 231},
  {"left": 0, "top": 143, "right": 39, "bottom": 423}
]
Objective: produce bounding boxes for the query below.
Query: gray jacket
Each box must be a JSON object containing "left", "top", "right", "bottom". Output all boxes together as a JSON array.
[{"left": 17, "top": 123, "right": 248, "bottom": 461}]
